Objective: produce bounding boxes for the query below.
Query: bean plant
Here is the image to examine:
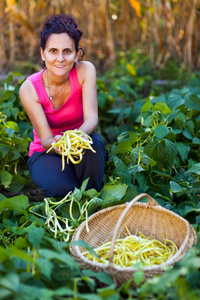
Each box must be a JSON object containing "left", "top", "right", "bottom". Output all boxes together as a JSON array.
[{"left": 0, "top": 54, "right": 200, "bottom": 299}]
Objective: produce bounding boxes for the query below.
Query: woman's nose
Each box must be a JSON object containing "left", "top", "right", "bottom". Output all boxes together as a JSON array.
[{"left": 57, "top": 52, "right": 64, "bottom": 62}]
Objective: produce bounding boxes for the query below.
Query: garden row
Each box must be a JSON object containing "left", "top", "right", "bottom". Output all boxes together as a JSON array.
[{"left": 0, "top": 50, "right": 200, "bottom": 299}]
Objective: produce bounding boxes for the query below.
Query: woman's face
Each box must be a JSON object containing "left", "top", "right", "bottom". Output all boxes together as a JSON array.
[{"left": 40, "top": 33, "right": 79, "bottom": 77}]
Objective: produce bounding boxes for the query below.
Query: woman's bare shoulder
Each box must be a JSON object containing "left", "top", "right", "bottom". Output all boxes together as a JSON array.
[
  {"left": 19, "top": 78, "right": 39, "bottom": 103},
  {"left": 76, "top": 61, "right": 96, "bottom": 84},
  {"left": 19, "top": 78, "right": 34, "bottom": 93}
]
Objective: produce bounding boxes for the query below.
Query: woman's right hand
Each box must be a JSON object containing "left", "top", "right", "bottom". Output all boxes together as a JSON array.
[{"left": 53, "top": 135, "right": 63, "bottom": 154}]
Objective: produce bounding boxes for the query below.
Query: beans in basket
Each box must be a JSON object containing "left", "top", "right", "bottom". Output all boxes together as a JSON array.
[{"left": 83, "top": 226, "right": 178, "bottom": 267}]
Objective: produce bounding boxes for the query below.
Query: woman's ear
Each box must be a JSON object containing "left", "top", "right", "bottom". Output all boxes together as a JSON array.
[
  {"left": 40, "top": 47, "right": 45, "bottom": 62},
  {"left": 75, "top": 50, "right": 80, "bottom": 63}
]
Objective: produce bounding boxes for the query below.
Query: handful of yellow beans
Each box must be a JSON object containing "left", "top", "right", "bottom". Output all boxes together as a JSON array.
[
  {"left": 47, "top": 129, "right": 96, "bottom": 170},
  {"left": 83, "top": 231, "right": 178, "bottom": 267}
]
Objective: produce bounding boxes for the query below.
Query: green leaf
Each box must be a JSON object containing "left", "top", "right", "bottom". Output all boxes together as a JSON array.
[
  {"left": 0, "top": 273, "right": 20, "bottom": 292},
  {"left": 193, "top": 137, "right": 200, "bottom": 144},
  {"left": 36, "top": 258, "right": 54, "bottom": 279},
  {"left": 0, "top": 247, "right": 10, "bottom": 262},
  {"left": 135, "top": 172, "right": 150, "bottom": 192},
  {"left": 144, "top": 141, "right": 165, "bottom": 170},
  {"left": 73, "top": 187, "right": 82, "bottom": 201},
  {"left": 0, "top": 288, "right": 12, "bottom": 299},
  {"left": 151, "top": 102, "right": 172, "bottom": 114},
  {"left": 164, "top": 139, "right": 177, "bottom": 167},
  {"left": 87, "top": 198, "right": 103, "bottom": 215},
  {"left": 38, "top": 249, "right": 78, "bottom": 268},
  {"left": 183, "top": 206, "right": 200, "bottom": 217},
  {"left": 8, "top": 174, "right": 27, "bottom": 193},
  {"left": 122, "top": 183, "right": 138, "bottom": 202},
  {"left": 5, "top": 121, "right": 19, "bottom": 133},
  {"left": 8, "top": 247, "right": 33, "bottom": 262},
  {"left": 129, "top": 132, "right": 138, "bottom": 144},
  {"left": 0, "top": 145, "right": 11, "bottom": 159},
  {"left": 0, "top": 195, "right": 29, "bottom": 214},
  {"left": 167, "top": 93, "right": 184, "bottom": 110},
  {"left": 80, "top": 178, "right": 90, "bottom": 192},
  {"left": 154, "top": 125, "right": 171, "bottom": 140},
  {"left": 69, "top": 240, "right": 99, "bottom": 259},
  {"left": 113, "top": 156, "right": 132, "bottom": 183},
  {"left": 141, "top": 99, "right": 150, "bottom": 113},
  {"left": 143, "top": 113, "right": 157, "bottom": 127},
  {"left": 14, "top": 137, "right": 28, "bottom": 153},
  {"left": 170, "top": 181, "right": 186, "bottom": 193},
  {"left": 86, "top": 189, "right": 99, "bottom": 198},
  {"left": 98, "top": 92, "right": 107, "bottom": 110},
  {"left": 190, "top": 181, "right": 200, "bottom": 193},
  {"left": 133, "top": 270, "right": 144, "bottom": 286},
  {"left": 4, "top": 74, "right": 14, "bottom": 88},
  {"left": 186, "top": 120, "right": 195, "bottom": 135},
  {"left": 4, "top": 127, "right": 16, "bottom": 138},
  {"left": 11, "top": 107, "right": 19, "bottom": 119},
  {"left": 129, "top": 164, "right": 145, "bottom": 175},
  {"left": 186, "top": 163, "right": 200, "bottom": 175},
  {"left": 100, "top": 183, "right": 128, "bottom": 200},
  {"left": 182, "top": 129, "right": 193, "bottom": 140},
  {"left": 82, "top": 270, "right": 114, "bottom": 285},
  {"left": 111, "top": 140, "right": 132, "bottom": 155},
  {"left": 176, "top": 142, "right": 190, "bottom": 163},
  {"left": 185, "top": 94, "right": 200, "bottom": 111},
  {"left": 77, "top": 293, "right": 103, "bottom": 300},
  {"left": 0, "top": 170, "right": 12, "bottom": 188},
  {"left": 14, "top": 237, "right": 28, "bottom": 249},
  {"left": 174, "top": 112, "right": 186, "bottom": 129},
  {"left": 97, "top": 285, "right": 118, "bottom": 298},
  {"left": 102, "top": 195, "right": 125, "bottom": 209},
  {"left": 0, "top": 193, "right": 7, "bottom": 200},
  {"left": 28, "top": 227, "right": 45, "bottom": 249}
]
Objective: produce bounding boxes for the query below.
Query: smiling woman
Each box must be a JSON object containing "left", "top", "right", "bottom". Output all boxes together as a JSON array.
[{"left": 19, "top": 14, "right": 107, "bottom": 198}]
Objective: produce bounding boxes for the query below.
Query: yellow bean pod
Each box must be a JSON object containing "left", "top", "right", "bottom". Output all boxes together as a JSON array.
[
  {"left": 83, "top": 230, "right": 178, "bottom": 268},
  {"left": 46, "top": 129, "right": 96, "bottom": 170}
]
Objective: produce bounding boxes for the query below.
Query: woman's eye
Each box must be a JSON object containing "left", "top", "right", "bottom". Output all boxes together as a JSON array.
[
  {"left": 65, "top": 49, "right": 71, "bottom": 54},
  {"left": 50, "top": 49, "right": 57, "bottom": 53}
]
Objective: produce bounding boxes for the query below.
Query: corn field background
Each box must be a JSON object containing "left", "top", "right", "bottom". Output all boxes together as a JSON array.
[{"left": 0, "top": 0, "right": 200, "bottom": 75}]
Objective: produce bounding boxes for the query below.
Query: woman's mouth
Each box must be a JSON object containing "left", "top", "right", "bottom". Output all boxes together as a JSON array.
[{"left": 55, "top": 65, "right": 65, "bottom": 68}]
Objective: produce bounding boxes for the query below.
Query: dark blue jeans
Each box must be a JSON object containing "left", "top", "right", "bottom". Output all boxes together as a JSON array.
[{"left": 27, "top": 132, "right": 108, "bottom": 198}]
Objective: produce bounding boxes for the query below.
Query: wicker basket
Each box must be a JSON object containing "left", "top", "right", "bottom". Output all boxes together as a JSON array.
[{"left": 70, "top": 193, "right": 197, "bottom": 287}]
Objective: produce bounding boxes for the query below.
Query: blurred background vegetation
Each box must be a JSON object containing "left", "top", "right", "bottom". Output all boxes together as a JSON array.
[{"left": 0, "top": 0, "right": 200, "bottom": 76}]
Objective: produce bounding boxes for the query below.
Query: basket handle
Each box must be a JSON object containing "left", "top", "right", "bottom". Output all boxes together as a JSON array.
[{"left": 108, "top": 193, "right": 159, "bottom": 265}]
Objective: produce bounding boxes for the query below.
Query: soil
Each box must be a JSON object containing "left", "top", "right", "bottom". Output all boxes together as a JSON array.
[{"left": 0, "top": 181, "right": 45, "bottom": 202}]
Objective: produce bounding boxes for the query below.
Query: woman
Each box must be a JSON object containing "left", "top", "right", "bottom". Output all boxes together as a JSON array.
[{"left": 19, "top": 14, "right": 107, "bottom": 198}]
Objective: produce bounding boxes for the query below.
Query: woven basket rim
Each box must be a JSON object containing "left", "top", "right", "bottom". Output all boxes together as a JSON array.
[
  {"left": 70, "top": 224, "right": 192, "bottom": 272},
  {"left": 75, "top": 199, "right": 190, "bottom": 233}
]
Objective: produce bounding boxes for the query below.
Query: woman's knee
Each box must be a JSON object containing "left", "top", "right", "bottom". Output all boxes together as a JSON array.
[
  {"left": 42, "top": 180, "right": 75, "bottom": 198},
  {"left": 28, "top": 151, "right": 79, "bottom": 198}
]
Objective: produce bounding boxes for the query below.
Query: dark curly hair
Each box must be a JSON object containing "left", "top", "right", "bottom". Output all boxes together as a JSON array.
[{"left": 40, "top": 14, "right": 83, "bottom": 53}]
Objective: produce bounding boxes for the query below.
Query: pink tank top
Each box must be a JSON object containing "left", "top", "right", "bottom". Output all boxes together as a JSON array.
[{"left": 27, "top": 66, "right": 84, "bottom": 156}]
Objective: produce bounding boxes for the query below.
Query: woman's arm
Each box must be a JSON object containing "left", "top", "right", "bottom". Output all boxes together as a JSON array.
[
  {"left": 77, "top": 61, "right": 98, "bottom": 135},
  {"left": 19, "top": 79, "right": 57, "bottom": 151}
]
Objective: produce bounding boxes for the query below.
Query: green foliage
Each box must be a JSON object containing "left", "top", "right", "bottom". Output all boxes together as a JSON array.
[
  {"left": 0, "top": 73, "right": 32, "bottom": 193},
  {"left": 0, "top": 113, "right": 29, "bottom": 192},
  {"left": 0, "top": 52, "right": 200, "bottom": 299},
  {"left": 105, "top": 83, "right": 200, "bottom": 229},
  {"left": 98, "top": 48, "right": 191, "bottom": 143},
  {"left": 0, "top": 189, "right": 200, "bottom": 299},
  {"left": 0, "top": 72, "right": 32, "bottom": 138}
]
